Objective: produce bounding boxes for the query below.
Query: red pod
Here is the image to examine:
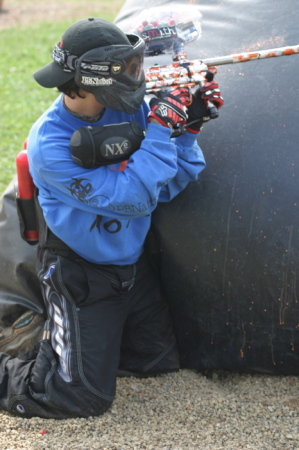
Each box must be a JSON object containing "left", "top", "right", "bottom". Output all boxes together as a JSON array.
[
  {"left": 16, "top": 150, "right": 39, "bottom": 242},
  {"left": 16, "top": 150, "right": 35, "bottom": 200}
]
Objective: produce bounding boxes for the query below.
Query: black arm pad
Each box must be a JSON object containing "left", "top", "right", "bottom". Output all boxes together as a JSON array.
[{"left": 70, "top": 121, "right": 145, "bottom": 168}]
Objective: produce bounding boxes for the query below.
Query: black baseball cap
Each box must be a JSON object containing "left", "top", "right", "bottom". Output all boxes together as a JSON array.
[{"left": 33, "top": 17, "right": 131, "bottom": 88}]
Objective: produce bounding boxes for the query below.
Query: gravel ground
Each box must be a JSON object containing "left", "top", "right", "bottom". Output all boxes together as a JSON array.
[{"left": 1, "top": 369, "right": 299, "bottom": 449}]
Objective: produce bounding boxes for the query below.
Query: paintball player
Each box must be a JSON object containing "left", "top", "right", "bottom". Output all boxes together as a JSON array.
[{"left": 0, "top": 17, "right": 223, "bottom": 418}]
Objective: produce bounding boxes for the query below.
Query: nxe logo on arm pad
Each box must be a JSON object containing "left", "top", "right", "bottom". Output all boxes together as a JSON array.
[
  {"left": 70, "top": 122, "right": 145, "bottom": 168},
  {"left": 104, "top": 140, "right": 130, "bottom": 156}
]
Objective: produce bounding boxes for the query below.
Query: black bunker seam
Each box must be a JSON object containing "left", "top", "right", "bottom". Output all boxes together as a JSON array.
[{"left": 142, "top": 339, "right": 177, "bottom": 373}]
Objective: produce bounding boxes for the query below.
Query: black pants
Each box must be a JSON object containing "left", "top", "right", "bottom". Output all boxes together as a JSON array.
[{"left": 0, "top": 249, "right": 179, "bottom": 418}]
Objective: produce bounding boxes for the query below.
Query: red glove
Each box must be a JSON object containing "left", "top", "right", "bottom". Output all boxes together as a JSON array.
[
  {"left": 200, "top": 80, "right": 224, "bottom": 110},
  {"left": 148, "top": 91, "right": 187, "bottom": 129},
  {"left": 168, "top": 87, "right": 192, "bottom": 106}
]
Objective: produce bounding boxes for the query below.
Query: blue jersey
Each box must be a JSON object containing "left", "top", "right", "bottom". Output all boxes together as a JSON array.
[{"left": 27, "top": 95, "right": 206, "bottom": 265}]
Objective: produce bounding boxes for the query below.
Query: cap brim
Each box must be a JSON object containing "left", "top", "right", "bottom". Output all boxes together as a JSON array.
[{"left": 33, "top": 61, "right": 74, "bottom": 88}]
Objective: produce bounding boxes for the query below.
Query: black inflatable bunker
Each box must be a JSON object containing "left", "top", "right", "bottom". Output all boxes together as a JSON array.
[{"left": 116, "top": 0, "right": 299, "bottom": 374}]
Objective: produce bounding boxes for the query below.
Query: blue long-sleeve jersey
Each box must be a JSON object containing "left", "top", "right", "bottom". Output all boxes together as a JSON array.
[{"left": 27, "top": 95, "right": 206, "bottom": 265}]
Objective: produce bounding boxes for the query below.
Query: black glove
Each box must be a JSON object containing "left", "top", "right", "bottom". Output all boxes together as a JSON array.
[
  {"left": 186, "top": 78, "right": 224, "bottom": 134},
  {"left": 148, "top": 92, "right": 187, "bottom": 129}
]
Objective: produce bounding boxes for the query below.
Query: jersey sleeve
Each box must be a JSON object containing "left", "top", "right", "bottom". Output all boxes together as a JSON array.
[{"left": 158, "top": 131, "right": 206, "bottom": 202}]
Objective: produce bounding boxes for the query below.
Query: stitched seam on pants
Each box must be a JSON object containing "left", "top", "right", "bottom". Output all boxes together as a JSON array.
[
  {"left": 79, "top": 259, "right": 121, "bottom": 288},
  {"left": 72, "top": 302, "right": 115, "bottom": 402}
]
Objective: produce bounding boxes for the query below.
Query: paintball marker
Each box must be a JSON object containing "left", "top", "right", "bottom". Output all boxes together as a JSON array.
[{"left": 131, "top": 5, "right": 299, "bottom": 129}]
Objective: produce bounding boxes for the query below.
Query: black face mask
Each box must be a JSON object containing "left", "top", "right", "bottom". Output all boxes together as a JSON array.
[
  {"left": 74, "top": 34, "right": 146, "bottom": 113},
  {"left": 52, "top": 34, "right": 146, "bottom": 113},
  {"left": 89, "top": 79, "right": 146, "bottom": 114}
]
